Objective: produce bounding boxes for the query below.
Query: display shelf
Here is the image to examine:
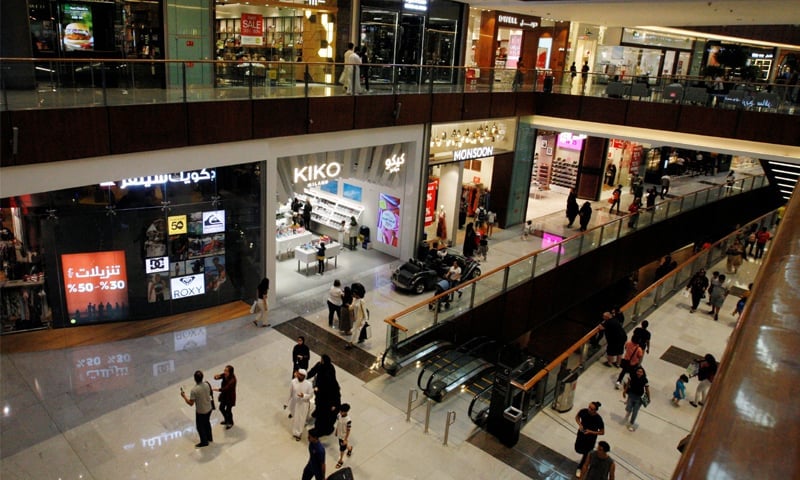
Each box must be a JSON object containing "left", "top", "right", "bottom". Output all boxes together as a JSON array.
[
  {"left": 300, "top": 189, "right": 364, "bottom": 230},
  {"left": 551, "top": 158, "right": 579, "bottom": 189}
]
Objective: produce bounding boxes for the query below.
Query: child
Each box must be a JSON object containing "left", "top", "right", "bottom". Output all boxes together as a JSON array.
[
  {"left": 335, "top": 403, "right": 353, "bottom": 469},
  {"left": 672, "top": 374, "right": 689, "bottom": 406},
  {"left": 522, "top": 220, "right": 533, "bottom": 240}
]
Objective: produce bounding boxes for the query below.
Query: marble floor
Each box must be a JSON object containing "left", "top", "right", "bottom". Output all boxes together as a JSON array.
[{"left": 0, "top": 169, "right": 766, "bottom": 479}]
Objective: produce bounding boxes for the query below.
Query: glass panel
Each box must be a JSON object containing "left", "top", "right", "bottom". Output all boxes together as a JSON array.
[
  {"left": 361, "top": 11, "right": 399, "bottom": 85},
  {"left": 600, "top": 221, "right": 619, "bottom": 245},
  {"left": 396, "top": 13, "right": 425, "bottom": 86},
  {"left": 580, "top": 229, "right": 601, "bottom": 254},
  {"left": 473, "top": 269, "right": 505, "bottom": 305},
  {"left": 706, "top": 185, "right": 721, "bottom": 202},
  {"left": 534, "top": 249, "right": 558, "bottom": 276},
  {"left": 391, "top": 305, "right": 436, "bottom": 338},
  {"left": 425, "top": 19, "right": 457, "bottom": 84},
  {"left": 667, "top": 198, "right": 683, "bottom": 218},
  {"left": 507, "top": 257, "right": 534, "bottom": 288},
  {"left": 559, "top": 236, "right": 582, "bottom": 264}
]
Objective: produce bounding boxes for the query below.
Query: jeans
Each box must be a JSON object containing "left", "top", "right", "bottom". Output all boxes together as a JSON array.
[
  {"left": 195, "top": 411, "right": 213, "bottom": 444},
  {"left": 626, "top": 394, "right": 643, "bottom": 425},
  {"left": 220, "top": 402, "right": 233, "bottom": 426}
]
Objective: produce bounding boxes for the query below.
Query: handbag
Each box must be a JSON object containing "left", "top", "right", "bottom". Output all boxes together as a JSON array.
[
  {"left": 206, "top": 381, "right": 216, "bottom": 411},
  {"left": 641, "top": 392, "right": 650, "bottom": 407}
]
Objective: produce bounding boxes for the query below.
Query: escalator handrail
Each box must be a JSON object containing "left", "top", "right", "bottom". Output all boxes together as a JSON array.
[
  {"left": 424, "top": 338, "right": 496, "bottom": 392},
  {"left": 417, "top": 337, "right": 491, "bottom": 390}
]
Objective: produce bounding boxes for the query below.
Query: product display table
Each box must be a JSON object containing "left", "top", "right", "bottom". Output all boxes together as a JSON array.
[
  {"left": 295, "top": 241, "right": 342, "bottom": 275},
  {"left": 276, "top": 231, "right": 313, "bottom": 258}
]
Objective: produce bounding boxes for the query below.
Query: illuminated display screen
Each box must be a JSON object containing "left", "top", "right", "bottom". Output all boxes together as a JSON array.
[{"left": 61, "top": 250, "right": 129, "bottom": 324}]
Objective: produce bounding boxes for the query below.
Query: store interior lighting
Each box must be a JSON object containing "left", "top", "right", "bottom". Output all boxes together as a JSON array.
[{"left": 430, "top": 122, "right": 503, "bottom": 149}]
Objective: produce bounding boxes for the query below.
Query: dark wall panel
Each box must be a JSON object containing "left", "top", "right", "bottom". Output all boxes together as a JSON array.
[
  {"left": 580, "top": 97, "right": 626, "bottom": 125},
  {"left": 577, "top": 136, "right": 607, "bottom": 199},
  {"left": 489, "top": 152, "right": 515, "bottom": 226},
  {"left": 736, "top": 111, "right": 800, "bottom": 146},
  {"left": 308, "top": 97, "right": 354, "bottom": 133},
  {"left": 253, "top": 98, "right": 308, "bottom": 138},
  {"left": 355, "top": 94, "right": 396, "bottom": 129},
  {"left": 395, "top": 94, "right": 432, "bottom": 126},
  {"left": 6, "top": 108, "right": 110, "bottom": 165},
  {"left": 187, "top": 101, "right": 252, "bottom": 146},
  {"left": 676, "top": 105, "right": 737, "bottom": 138},
  {"left": 489, "top": 92, "right": 517, "bottom": 118},
  {"left": 463, "top": 92, "right": 492, "bottom": 120},
  {"left": 626, "top": 101, "right": 679, "bottom": 131},
  {"left": 515, "top": 92, "right": 535, "bottom": 116},
  {"left": 535, "top": 92, "right": 581, "bottom": 118},
  {"left": 431, "top": 93, "right": 464, "bottom": 122},
  {"left": 109, "top": 104, "right": 187, "bottom": 155}
]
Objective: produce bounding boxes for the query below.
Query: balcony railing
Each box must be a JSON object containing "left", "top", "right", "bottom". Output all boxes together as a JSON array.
[
  {"left": 1, "top": 58, "right": 798, "bottom": 115},
  {"left": 380, "top": 174, "right": 769, "bottom": 373}
]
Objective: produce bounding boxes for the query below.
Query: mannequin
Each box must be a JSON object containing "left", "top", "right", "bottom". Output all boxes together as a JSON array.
[{"left": 436, "top": 205, "right": 447, "bottom": 240}]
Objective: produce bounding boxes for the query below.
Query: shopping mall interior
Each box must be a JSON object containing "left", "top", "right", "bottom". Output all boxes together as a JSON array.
[{"left": 1, "top": 0, "right": 799, "bottom": 479}]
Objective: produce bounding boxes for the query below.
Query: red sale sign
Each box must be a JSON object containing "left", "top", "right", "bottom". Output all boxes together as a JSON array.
[
  {"left": 62, "top": 251, "right": 129, "bottom": 324},
  {"left": 424, "top": 179, "right": 439, "bottom": 226},
  {"left": 241, "top": 13, "right": 264, "bottom": 46}
]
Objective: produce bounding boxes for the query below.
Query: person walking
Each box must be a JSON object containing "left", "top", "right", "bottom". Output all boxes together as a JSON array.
[
  {"left": 345, "top": 283, "right": 367, "bottom": 349},
  {"left": 660, "top": 174, "right": 671, "bottom": 199},
  {"left": 708, "top": 274, "right": 728, "bottom": 320},
  {"left": 609, "top": 185, "right": 622, "bottom": 214},
  {"left": 347, "top": 216, "right": 359, "bottom": 251},
  {"left": 689, "top": 354, "right": 717, "bottom": 407},
  {"left": 339, "top": 286, "right": 354, "bottom": 335},
  {"left": 627, "top": 198, "right": 641, "bottom": 229},
  {"left": 754, "top": 226, "right": 771, "bottom": 259},
  {"left": 672, "top": 374, "right": 689, "bottom": 406},
  {"left": 302, "top": 429, "right": 326, "bottom": 480},
  {"left": 326, "top": 279, "right": 344, "bottom": 328},
  {"left": 463, "top": 222, "right": 477, "bottom": 258},
  {"left": 615, "top": 339, "right": 644, "bottom": 389},
  {"left": 580, "top": 441, "right": 615, "bottom": 480},
  {"left": 252, "top": 277, "right": 270, "bottom": 327},
  {"left": 731, "top": 283, "right": 752, "bottom": 319},
  {"left": 570, "top": 61, "right": 578, "bottom": 84},
  {"left": 286, "top": 369, "right": 314, "bottom": 441},
  {"left": 622, "top": 366, "right": 650, "bottom": 431},
  {"left": 213, "top": 365, "right": 237, "bottom": 429},
  {"left": 686, "top": 268, "right": 709, "bottom": 313},
  {"left": 726, "top": 239, "right": 744, "bottom": 274},
  {"left": 566, "top": 188, "right": 580, "bottom": 227},
  {"left": 180, "top": 370, "right": 214, "bottom": 447},
  {"left": 645, "top": 187, "right": 657, "bottom": 209},
  {"left": 292, "top": 336, "right": 310, "bottom": 378},
  {"left": 308, "top": 354, "right": 341, "bottom": 436},
  {"left": 580, "top": 61, "right": 590, "bottom": 92},
  {"left": 334, "top": 403, "right": 354, "bottom": 469},
  {"left": 574, "top": 401, "right": 605, "bottom": 477},
  {"left": 578, "top": 202, "right": 593, "bottom": 231},
  {"left": 631, "top": 320, "right": 651, "bottom": 354}
]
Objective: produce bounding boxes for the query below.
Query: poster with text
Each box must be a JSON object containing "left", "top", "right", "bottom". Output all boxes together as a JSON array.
[
  {"left": 61, "top": 4, "right": 94, "bottom": 51},
  {"left": 62, "top": 251, "right": 129, "bottom": 324},
  {"left": 377, "top": 193, "right": 401, "bottom": 247},
  {"left": 424, "top": 179, "right": 439, "bottom": 226}
]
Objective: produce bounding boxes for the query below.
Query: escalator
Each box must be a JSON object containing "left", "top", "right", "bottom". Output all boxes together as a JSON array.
[
  {"left": 381, "top": 337, "right": 453, "bottom": 376},
  {"left": 417, "top": 337, "right": 497, "bottom": 402},
  {"left": 468, "top": 356, "right": 547, "bottom": 427}
]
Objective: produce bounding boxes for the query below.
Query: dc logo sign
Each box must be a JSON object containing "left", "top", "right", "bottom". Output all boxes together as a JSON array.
[
  {"left": 145, "top": 256, "right": 169, "bottom": 274},
  {"left": 202, "top": 210, "right": 225, "bottom": 234}
]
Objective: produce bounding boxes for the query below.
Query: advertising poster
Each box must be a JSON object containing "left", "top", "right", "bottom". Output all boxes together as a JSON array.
[
  {"left": 170, "top": 274, "right": 205, "bottom": 299},
  {"left": 62, "top": 251, "right": 129, "bottom": 323},
  {"left": 377, "top": 193, "right": 401, "bottom": 247},
  {"left": 343, "top": 183, "right": 362, "bottom": 202},
  {"left": 204, "top": 256, "right": 227, "bottom": 291},
  {"left": 424, "top": 179, "right": 438, "bottom": 226},
  {"left": 240, "top": 13, "right": 264, "bottom": 46},
  {"left": 147, "top": 273, "right": 169, "bottom": 302},
  {"left": 61, "top": 4, "right": 94, "bottom": 51},
  {"left": 72, "top": 345, "right": 133, "bottom": 394}
]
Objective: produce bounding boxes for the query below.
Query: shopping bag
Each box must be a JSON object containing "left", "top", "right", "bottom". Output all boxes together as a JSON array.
[
  {"left": 359, "top": 322, "right": 371, "bottom": 342},
  {"left": 685, "top": 360, "right": 700, "bottom": 378},
  {"left": 250, "top": 300, "right": 257, "bottom": 314}
]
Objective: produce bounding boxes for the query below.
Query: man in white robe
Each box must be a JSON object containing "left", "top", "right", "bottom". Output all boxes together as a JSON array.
[{"left": 286, "top": 369, "right": 314, "bottom": 440}]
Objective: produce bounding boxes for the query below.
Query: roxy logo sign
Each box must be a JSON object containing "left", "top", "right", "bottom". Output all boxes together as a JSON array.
[
  {"left": 293, "top": 162, "right": 342, "bottom": 185},
  {"left": 170, "top": 274, "right": 205, "bottom": 299}
]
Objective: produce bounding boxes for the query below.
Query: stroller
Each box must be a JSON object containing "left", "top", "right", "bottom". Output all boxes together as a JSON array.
[{"left": 428, "top": 279, "right": 456, "bottom": 312}]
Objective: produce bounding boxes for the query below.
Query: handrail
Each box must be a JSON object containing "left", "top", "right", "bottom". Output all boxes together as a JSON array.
[
  {"left": 383, "top": 174, "right": 768, "bottom": 338},
  {"left": 2, "top": 57, "right": 796, "bottom": 115},
  {"left": 515, "top": 207, "right": 778, "bottom": 393}
]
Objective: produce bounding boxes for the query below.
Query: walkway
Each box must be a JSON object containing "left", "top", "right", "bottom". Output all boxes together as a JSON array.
[{"left": 0, "top": 167, "right": 766, "bottom": 479}]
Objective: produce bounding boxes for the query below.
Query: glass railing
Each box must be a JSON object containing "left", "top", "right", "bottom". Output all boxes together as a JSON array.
[
  {"left": 381, "top": 174, "right": 769, "bottom": 361},
  {"left": 506, "top": 208, "right": 779, "bottom": 422},
  {"left": 1, "top": 58, "right": 798, "bottom": 115}
]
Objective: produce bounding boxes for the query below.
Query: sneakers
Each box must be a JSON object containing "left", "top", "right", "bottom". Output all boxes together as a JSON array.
[
  {"left": 627, "top": 424, "right": 636, "bottom": 432},
  {"left": 576, "top": 468, "right": 582, "bottom": 478},
  {"left": 689, "top": 401, "right": 698, "bottom": 407},
  {"left": 615, "top": 381, "right": 621, "bottom": 390}
]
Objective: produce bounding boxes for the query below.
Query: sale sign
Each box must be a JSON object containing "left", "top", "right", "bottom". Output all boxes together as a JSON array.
[
  {"left": 424, "top": 179, "right": 439, "bottom": 226},
  {"left": 241, "top": 13, "right": 264, "bottom": 46},
  {"left": 62, "top": 251, "right": 129, "bottom": 324}
]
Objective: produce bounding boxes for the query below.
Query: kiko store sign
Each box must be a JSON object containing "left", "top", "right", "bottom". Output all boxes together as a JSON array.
[{"left": 293, "top": 154, "right": 406, "bottom": 186}]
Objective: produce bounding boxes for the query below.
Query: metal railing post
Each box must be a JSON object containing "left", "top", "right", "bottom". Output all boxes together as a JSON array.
[
  {"left": 424, "top": 398, "right": 433, "bottom": 433},
  {"left": 406, "top": 389, "right": 419, "bottom": 422},
  {"left": 182, "top": 62, "right": 187, "bottom": 102},
  {"left": 101, "top": 62, "right": 108, "bottom": 106},
  {"left": 443, "top": 410, "right": 456, "bottom": 445}
]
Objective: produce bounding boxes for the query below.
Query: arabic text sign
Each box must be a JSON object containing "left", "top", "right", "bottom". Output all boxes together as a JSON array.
[
  {"left": 116, "top": 168, "right": 216, "bottom": 189},
  {"left": 384, "top": 153, "right": 406, "bottom": 173},
  {"left": 62, "top": 251, "right": 129, "bottom": 321},
  {"left": 72, "top": 345, "right": 133, "bottom": 394}
]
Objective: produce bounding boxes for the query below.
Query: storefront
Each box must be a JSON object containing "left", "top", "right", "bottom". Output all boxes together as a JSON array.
[
  {"left": 0, "top": 164, "right": 262, "bottom": 334},
  {"left": 215, "top": 1, "right": 339, "bottom": 86},
  {"left": 604, "top": 138, "right": 646, "bottom": 190},
  {"left": 531, "top": 131, "right": 586, "bottom": 194},
  {"left": 467, "top": 10, "right": 542, "bottom": 89},
  {"left": 359, "top": 0, "right": 465, "bottom": 85},
  {"left": 425, "top": 119, "right": 517, "bottom": 246}
]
